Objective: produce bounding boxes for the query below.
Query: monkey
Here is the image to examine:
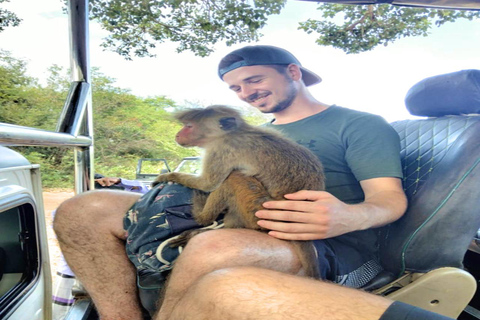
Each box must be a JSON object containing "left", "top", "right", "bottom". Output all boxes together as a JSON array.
[{"left": 154, "top": 105, "right": 325, "bottom": 278}]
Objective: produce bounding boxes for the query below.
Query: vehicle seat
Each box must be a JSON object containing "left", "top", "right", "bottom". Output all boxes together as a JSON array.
[{"left": 365, "top": 69, "right": 480, "bottom": 318}]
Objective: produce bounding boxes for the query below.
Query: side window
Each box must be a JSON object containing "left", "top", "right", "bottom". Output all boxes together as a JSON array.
[{"left": 0, "top": 202, "right": 39, "bottom": 317}]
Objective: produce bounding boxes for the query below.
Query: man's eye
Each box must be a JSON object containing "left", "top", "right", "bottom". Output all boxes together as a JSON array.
[{"left": 249, "top": 78, "right": 263, "bottom": 84}]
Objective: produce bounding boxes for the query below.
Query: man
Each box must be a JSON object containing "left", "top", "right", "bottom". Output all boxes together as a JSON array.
[{"left": 54, "top": 45, "right": 408, "bottom": 320}]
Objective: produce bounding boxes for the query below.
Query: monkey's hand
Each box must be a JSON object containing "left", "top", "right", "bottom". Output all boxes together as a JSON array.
[
  {"left": 152, "top": 172, "right": 200, "bottom": 188},
  {"left": 152, "top": 172, "right": 179, "bottom": 187}
]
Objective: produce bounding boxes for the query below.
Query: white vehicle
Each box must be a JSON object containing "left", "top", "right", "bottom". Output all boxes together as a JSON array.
[
  {"left": 173, "top": 157, "right": 201, "bottom": 174},
  {"left": 0, "top": 1, "right": 479, "bottom": 319}
]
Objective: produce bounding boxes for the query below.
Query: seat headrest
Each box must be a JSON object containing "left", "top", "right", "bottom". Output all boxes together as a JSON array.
[{"left": 405, "top": 69, "right": 480, "bottom": 117}]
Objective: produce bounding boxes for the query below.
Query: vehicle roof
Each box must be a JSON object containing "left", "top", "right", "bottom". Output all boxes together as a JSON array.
[
  {"left": 0, "top": 146, "right": 31, "bottom": 169},
  {"left": 300, "top": 0, "right": 480, "bottom": 10}
]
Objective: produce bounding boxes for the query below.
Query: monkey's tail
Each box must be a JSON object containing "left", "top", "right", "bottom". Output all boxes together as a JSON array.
[{"left": 291, "top": 240, "right": 321, "bottom": 279}]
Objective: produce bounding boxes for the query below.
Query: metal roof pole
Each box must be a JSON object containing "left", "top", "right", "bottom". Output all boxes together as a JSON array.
[{"left": 67, "top": 0, "right": 94, "bottom": 194}]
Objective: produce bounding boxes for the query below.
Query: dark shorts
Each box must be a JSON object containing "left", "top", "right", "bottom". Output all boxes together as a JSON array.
[
  {"left": 124, "top": 183, "right": 382, "bottom": 286},
  {"left": 313, "top": 238, "right": 383, "bottom": 288},
  {"left": 380, "top": 301, "right": 454, "bottom": 320}
]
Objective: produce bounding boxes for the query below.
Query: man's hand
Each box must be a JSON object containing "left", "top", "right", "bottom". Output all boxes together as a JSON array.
[
  {"left": 95, "top": 177, "right": 121, "bottom": 187},
  {"left": 255, "top": 177, "right": 407, "bottom": 241},
  {"left": 255, "top": 191, "right": 355, "bottom": 241}
]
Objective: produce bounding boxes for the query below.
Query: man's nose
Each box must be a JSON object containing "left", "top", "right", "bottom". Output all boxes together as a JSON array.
[{"left": 238, "top": 86, "right": 255, "bottom": 101}]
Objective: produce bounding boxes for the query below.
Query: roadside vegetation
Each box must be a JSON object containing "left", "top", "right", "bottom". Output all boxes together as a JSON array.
[{"left": 0, "top": 50, "right": 267, "bottom": 187}]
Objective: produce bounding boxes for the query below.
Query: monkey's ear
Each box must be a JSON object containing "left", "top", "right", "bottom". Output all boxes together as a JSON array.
[{"left": 219, "top": 117, "right": 238, "bottom": 131}]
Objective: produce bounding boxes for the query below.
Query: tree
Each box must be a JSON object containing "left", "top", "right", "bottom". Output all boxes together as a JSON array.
[
  {"left": 89, "top": 0, "right": 286, "bottom": 59},
  {"left": 86, "top": 1, "right": 480, "bottom": 57},
  {"left": 3, "top": 1, "right": 480, "bottom": 56},
  {"left": 299, "top": 4, "right": 480, "bottom": 54},
  {"left": 0, "top": 0, "right": 21, "bottom": 32}
]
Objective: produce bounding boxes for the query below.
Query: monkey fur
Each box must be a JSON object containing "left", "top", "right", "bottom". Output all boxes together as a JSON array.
[{"left": 154, "top": 105, "right": 325, "bottom": 278}]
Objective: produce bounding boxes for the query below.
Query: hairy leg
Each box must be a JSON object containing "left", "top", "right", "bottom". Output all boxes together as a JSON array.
[
  {"left": 53, "top": 190, "right": 142, "bottom": 320},
  {"left": 170, "top": 267, "right": 392, "bottom": 320},
  {"left": 156, "top": 228, "right": 304, "bottom": 319}
]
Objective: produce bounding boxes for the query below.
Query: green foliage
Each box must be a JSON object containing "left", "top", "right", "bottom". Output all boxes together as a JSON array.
[
  {"left": 0, "top": 50, "right": 62, "bottom": 130},
  {"left": 299, "top": 4, "right": 480, "bottom": 54},
  {"left": 0, "top": 0, "right": 21, "bottom": 32},
  {"left": 85, "top": 1, "right": 480, "bottom": 57},
  {"left": 17, "top": 149, "right": 75, "bottom": 188},
  {"left": 138, "top": 159, "right": 170, "bottom": 175},
  {"left": 4, "top": 2, "right": 480, "bottom": 57},
  {"left": 88, "top": 0, "right": 286, "bottom": 59},
  {"left": 0, "top": 51, "right": 199, "bottom": 187}
]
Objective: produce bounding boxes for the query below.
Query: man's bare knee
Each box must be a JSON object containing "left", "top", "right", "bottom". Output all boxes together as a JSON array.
[
  {"left": 53, "top": 190, "right": 140, "bottom": 241},
  {"left": 181, "top": 229, "right": 275, "bottom": 265},
  {"left": 178, "top": 229, "right": 303, "bottom": 275}
]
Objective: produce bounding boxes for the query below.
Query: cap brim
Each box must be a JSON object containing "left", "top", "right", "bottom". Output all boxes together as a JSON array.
[{"left": 301, "top": 67, "right": 322, "bottom": 86}]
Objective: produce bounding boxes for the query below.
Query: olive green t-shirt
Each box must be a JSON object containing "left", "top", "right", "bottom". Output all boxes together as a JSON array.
[{"left": 265, "top": 105, "right": 403, "bottom": 204}]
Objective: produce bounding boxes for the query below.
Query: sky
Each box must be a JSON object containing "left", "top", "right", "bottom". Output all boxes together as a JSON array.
[{"left": 1, "top": 0, "right": 480, "bottom": 122}]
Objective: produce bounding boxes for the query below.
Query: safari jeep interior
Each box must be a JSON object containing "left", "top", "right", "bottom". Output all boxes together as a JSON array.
[
  {"left": 0, "top": 0, "right": 480, "bottom": 319},
  {"left": 363, "top": 69, "right": 480, "bottom": 319},
  {"left": 65, "top": 71, "right": 480, "bottom": 320}
]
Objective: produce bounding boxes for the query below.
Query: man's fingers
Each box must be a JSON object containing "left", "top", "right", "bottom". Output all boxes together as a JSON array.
[
  {"left": 267, "top": 231, "right": 322, "bottom": 241},
  {"left": 261, "top": 200, "right": 315, "bottom": 212},
  {"left": 255, "top": 209, "right": 317, "bottom": 223},
  {"left": 94, "top": 178, "right": 106, "bottom": 186},
  {"left": 283, "top": 190, "right": 330, "bottom": 201},
  {"left": 257, "top": 219, "right": 326, "bottom": 234}
]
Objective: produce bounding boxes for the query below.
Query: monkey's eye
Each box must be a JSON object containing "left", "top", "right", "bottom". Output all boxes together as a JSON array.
[{"left": 185, "top": 123, "right": 194, "bottom": 128}]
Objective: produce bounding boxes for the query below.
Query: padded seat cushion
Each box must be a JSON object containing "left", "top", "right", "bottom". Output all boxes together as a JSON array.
[{"left": 405, "top": 69, "right": 480, "bottom": 117}]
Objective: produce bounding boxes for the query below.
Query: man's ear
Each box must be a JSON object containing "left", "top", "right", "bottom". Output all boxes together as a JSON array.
[
  {"left": 287, "top": 64, "right": 302, "bottom": 82},
  {"left": 219, "top": 117, "right": 238, "bottom": 131}
]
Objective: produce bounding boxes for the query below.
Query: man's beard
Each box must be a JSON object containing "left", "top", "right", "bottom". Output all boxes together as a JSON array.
[{"left": 260, "top": 81, "right": 298, "bottom": 114}]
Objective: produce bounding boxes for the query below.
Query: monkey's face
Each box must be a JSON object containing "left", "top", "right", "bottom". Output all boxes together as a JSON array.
[
  {"left": 223, "top": 65, "right": 300, "bottom": 114},
  {"left": 176, "top": 122, "right": 207, "bottom": 147}
]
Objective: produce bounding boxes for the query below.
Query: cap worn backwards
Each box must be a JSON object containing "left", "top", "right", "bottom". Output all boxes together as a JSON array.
[{"left": 218, "top": 45, "right": 322, "bottom": 86}]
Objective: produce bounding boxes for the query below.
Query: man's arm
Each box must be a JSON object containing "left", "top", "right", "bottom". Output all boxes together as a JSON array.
[
  {"left": 255, "top": 177, "right": 407, "bottom": 240},
  {"left": 94, "top": 177, "right": 150, "bottom": 194},
  {"left": 116, "top": 178, "right": 150, "bottom": 194}
]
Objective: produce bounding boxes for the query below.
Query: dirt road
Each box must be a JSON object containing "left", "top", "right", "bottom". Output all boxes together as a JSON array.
[{"left": 43, "top": 189, "right": 75, "bottom": 283}]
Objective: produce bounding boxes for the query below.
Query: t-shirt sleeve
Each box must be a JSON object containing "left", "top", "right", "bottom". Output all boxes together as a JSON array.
[{"left": 344, "top": 115, "right": 403, "bottom": 181}]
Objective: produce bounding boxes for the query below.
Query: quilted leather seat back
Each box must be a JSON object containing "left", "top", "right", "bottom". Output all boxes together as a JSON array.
[
  {"left": 378, "top": 70, "right": 480, "bottom": 276},
  {"left": 380, "top": 117, "right": 480, "bottom": 276}
]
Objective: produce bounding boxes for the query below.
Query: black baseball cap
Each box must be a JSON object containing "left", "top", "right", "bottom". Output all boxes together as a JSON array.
[{"left": 218, "top": 45, "right": 322, "bottom": 86}]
